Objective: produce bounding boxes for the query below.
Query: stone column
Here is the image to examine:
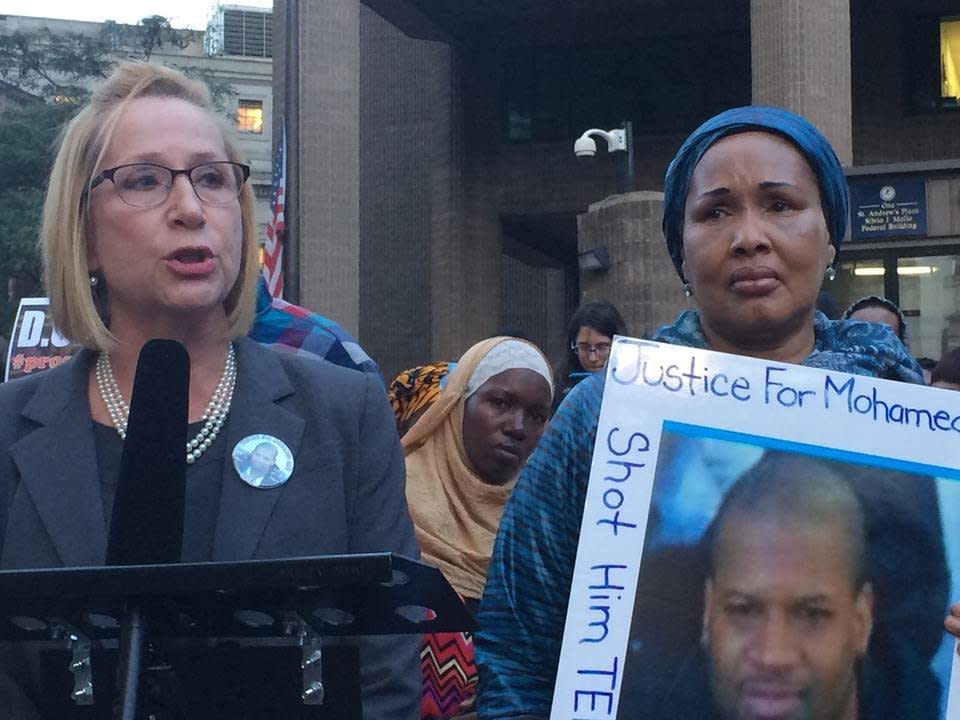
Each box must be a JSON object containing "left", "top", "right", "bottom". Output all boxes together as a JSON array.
[
  {"left": 274, "top": 0, "right": 361, "bottom": 332},
  {"left": 577, "top": 192, "right": 691, "bottom": 337},
  {"left": 751, "top": 0, "right": 853, "bottom": 164}
]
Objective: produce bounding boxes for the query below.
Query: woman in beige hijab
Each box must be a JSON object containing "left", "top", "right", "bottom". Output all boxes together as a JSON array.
[{"left": 402, "top": 336, "right": 553, "bottom": 719}]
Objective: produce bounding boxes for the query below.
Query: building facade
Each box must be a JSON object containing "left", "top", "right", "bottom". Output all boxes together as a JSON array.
[
  {"left": 0, "top": 10, "right": 275, "bottom": 234},
  {"left": 274, "top": 0, "right": 960, "bottom": 379}
]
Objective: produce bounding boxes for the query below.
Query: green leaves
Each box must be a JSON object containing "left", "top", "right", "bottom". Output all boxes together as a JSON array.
[
  {"left": 0, "top": 28, "right": 110, "bottom": 99},
  {"left": 0, "top": 102, "right": 77, "bottom": 192},
  {"left": 0, "top": 101, "right": 73, "bottom": 333},
  {"left": 0, "top": 16, "right": 195, "bottom": 98},
  {"left": 0, "top": 187, "right": 43, "bottom": 280}
]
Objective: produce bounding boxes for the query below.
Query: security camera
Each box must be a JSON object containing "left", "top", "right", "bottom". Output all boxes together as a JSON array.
[
  {"left": 573, "top": 128, "right": 628, "bottom": 160},
  {"left": 574, "top": 135, "right": 597, "bottom": 158}
]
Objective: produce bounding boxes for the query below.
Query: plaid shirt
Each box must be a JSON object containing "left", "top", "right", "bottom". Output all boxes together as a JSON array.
[{"left": 248, "top": 276, "right": 381, "bottom": 382}]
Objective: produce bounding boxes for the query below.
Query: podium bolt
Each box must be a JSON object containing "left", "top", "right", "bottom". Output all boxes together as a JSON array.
[
  {"left": 69, "top": 657, "right": 89, "bottom": 671},
  {"left": 302, "top": 681, "right": 324, "bottom": 703},
  {"left": 302, "top": 649, "right": 322, "bottom": 668},
  {"left": 72, "top": 682, "right": 93, "bottom": 700}
]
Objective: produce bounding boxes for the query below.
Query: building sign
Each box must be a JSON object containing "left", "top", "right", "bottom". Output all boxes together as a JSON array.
[
  {"left": 850, "top": 179, "right": 927, "bottom": 240},
  {"left": 4, "top": 298, "right": 79, "bottom": 382}
]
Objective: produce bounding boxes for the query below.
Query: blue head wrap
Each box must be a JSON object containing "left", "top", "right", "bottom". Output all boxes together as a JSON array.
[{"left": 662, "top": 106, "right": 848, "bottom": 281}]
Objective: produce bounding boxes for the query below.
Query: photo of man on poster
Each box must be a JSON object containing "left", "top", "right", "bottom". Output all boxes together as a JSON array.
[
  {"left": 703, "top": 454, "right": 873, "bottom": 720},
  {"left": 618, "top": 446, "right": 950, "bottom": 720}
]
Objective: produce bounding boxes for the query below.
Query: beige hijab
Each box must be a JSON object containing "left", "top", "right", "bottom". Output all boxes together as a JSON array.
[{"left": 402, "top": 337, "right": 552, "bottom": 599}]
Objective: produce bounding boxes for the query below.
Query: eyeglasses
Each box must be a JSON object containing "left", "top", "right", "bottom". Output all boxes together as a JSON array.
[
  {"left": 571, "top": 341, "right": 611, "bottom": 358},
  {"left": 89, "top": 161, "right": 251, "bottom": 208}
]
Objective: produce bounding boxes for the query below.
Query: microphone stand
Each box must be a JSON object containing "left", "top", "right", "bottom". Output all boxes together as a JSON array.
[{"left": 113, "top": 602, "right": 145, "bottom": 720}]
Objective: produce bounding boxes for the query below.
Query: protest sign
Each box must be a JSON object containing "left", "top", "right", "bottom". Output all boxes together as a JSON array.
[
  {"left": 4, "top": 298, "right": 78, "bottom": 382},
  {"left": 553, "top": 337, "right": 960, "bottom": 720}
]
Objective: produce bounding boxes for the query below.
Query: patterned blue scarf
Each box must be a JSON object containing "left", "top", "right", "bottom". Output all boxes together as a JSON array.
[{"left": 654, "top": 310, "right": 923, "bottom": 383}]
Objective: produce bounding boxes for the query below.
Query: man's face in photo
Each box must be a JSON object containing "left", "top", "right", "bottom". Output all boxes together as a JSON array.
[
  {"left": 250, "top": 443, "right": 278, "bottom": 476},
  {"left": 704, "top": 514, "right": 873, "bottom": 720}
]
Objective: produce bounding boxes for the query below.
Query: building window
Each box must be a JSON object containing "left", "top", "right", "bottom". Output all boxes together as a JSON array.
[
  {"left": 237, "top": 100, "right": 264, "bottom": 134},
  {"left": 206, "top": 8, "right": 272, "bottom": 57},
  {"left": 835, "top": 251, "right": 960, "bottom": 359},
  {"left": 942, "top": 19, "right": 960, "bottom": 101},
  {"left": 224, "top": 8, "right": 272, "bottom": 57},
  {"left": 905, "top": 15, "right": 960, "bottom": 112}
]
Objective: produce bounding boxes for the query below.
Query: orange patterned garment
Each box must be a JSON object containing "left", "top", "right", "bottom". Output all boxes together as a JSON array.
[{"left": 420, "top": 630, "right": 477, "bottom": 719}]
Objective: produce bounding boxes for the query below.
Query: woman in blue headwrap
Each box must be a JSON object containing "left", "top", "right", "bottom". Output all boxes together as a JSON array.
[
  {"left": 475, "top": 107, "right": 952, "bottom": 720},
  {"left": 655, "top": 106, "right": 920, "bottom": 379}
]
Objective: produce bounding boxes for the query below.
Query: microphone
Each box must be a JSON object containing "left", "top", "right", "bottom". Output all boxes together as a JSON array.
[{"left": 106, "top": 340, "right": 189, "bottom": 566}]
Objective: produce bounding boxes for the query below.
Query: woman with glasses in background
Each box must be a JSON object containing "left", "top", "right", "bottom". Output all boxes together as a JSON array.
[
  {"left": 553, "top": 300, "right": 627, "bottom": 410},
  {"left": 0, "top": 63, "right": 419, "bottom": 718}
]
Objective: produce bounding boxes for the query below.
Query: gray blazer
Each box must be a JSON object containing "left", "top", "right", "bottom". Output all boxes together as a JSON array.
[{"left": 0, "top": 337, "right": 420, "bottom": 719}]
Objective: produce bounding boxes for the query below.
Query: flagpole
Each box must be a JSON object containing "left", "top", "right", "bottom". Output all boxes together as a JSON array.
[{"left": 282, "top": 0, "right": 301, "bottom": 304}]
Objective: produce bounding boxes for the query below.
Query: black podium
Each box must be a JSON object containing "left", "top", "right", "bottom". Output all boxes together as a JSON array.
[{"left": 0, "top": 553, "right": 473, "bottom": 719}]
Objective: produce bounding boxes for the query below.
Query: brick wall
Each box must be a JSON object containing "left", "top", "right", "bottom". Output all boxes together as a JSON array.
[{"left": 359, "top": 6, "right": 442, "bottom": 379}]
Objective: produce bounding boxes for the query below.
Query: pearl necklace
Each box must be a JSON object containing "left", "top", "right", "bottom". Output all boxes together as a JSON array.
[{"left": 95, "top": 344, "right": 237, "bottom": 464}]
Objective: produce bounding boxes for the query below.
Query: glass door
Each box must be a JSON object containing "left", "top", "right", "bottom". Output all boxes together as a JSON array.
[
  {"left": 897, "top": 254, "right": 960, "bottom": 359},
  {"left": 832, "top": 250, "right": 960, "bottom": 361},
  {"left": 833, "top": 258, "right": 887, "bottom": 316}
]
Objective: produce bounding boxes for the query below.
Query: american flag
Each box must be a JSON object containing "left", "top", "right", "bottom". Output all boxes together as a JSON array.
[{"left": 262, "top": 123, "right": 286, "bottom": 298}]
